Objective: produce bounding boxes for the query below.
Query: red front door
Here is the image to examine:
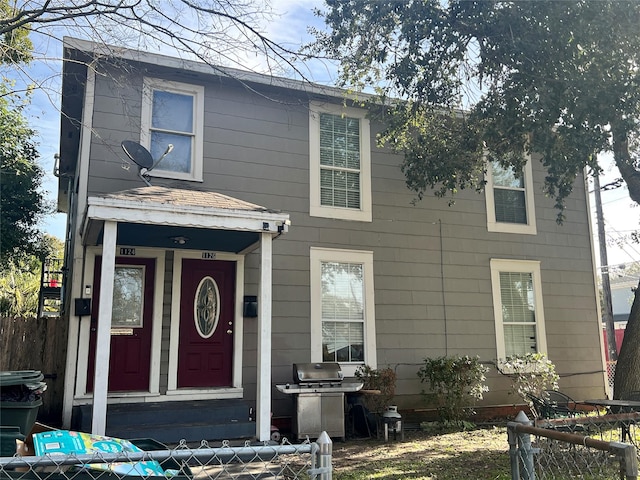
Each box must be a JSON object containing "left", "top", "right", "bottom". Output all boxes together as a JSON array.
[
  {"left": 87, "top": 257, "right": 155, "bottom": 392},
  {"left": 177, "top": 259, "right": 235, "bottom": 388}
]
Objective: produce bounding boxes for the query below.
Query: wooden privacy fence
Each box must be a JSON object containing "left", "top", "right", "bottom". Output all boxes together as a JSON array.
[{"left": 0, "top": 316, "right": 68, "bottom": 425}]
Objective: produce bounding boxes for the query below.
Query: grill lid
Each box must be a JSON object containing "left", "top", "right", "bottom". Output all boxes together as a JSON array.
[{"left": 293, "top": 362, "right": 344, "bottom": 383}]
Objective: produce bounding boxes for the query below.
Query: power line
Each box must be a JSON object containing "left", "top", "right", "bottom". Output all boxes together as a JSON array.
[{"left": 605, "top": 222, "right": 640, "bottom": 255}]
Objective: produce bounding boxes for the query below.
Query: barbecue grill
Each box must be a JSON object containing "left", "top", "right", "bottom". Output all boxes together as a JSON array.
[{"left": 276, "top": 362, "right": 363, "bottom": 440}]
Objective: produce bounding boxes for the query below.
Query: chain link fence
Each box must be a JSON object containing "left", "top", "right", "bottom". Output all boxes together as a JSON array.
[
  {"left": 608, "top": 362, "right": 617, "bottom": 396},
  {"left": 0, "top": 434, "right": 332, "bottom": 480},
  {"left": 535, "top": 411, "right": 640, "bottom": 451},
  {"left": 508, "top": 412, "right": 639, "bottom": 480}
]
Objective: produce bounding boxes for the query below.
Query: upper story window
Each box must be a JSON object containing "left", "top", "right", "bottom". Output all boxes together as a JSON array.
[
  {"left": 490, "top": 259, "right": 547, "bottom": 361},
  {"left": 485, "top": 157, "right": 536, "bottom": 235},
  {"left": 310, "top": 247, "right": 377, "bottom": 377},
  {"left": 141, "top": 78, "right": 204, "bottom": 182},
  {"left": 309, "top": 101, "right": 372, "bottom": 222}
]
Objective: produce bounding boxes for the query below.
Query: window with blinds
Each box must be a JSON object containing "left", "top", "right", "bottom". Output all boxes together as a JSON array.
[
  {"left": 490, "top": 259, "right": 547, "bottom": 361},
  {"left": 319, "top": 113, "right": 362, "bottom": 209},
  {"left": 309, "top": 102, "right": 372, "bottom": 222},
  {"left": 491, "top": 162, "right": 527, "bottom": 224},
  {"left": 485, "top": 157, "right": 537, "bottom": 234},
  {"left": 499, "top": 271, "right": 537, "bottom": 357},
  {"left": 310, "top": 247, "right": 377, "bottom": 375},
  {"left": 320, "top": 261, "right": 365, "bottom": 363}
]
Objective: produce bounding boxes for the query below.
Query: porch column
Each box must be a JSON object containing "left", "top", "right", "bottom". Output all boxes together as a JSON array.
[
  {"left": 91, "top": 220, "right": 117, "bottom": 435},
  {"left": 256, "top": 232, "right": 272, "bottom": 441}
]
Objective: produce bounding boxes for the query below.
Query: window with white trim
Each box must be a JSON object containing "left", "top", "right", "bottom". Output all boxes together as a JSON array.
[
  {"left": 141, "top": 78, "right": 204, "bottom": 182},
  {"left": 309, "top": 102, "right": 372, "bottom": 222},
  {"left": 490, "top": 259, "right": 547, "bottom": 361},
  {"left": 485, "top": 158, "right": 536, "bottom": 234},
  {"left": 310, "top": 248, "right": 376, "bottom": 376}
]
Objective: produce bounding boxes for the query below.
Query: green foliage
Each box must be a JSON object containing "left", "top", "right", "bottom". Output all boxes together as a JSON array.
[
  {"left": 417, "top": 355, "right": 488, "bottom": 425},
  {"left": 315, "top": 1, "right": 640, "bottom": 220},
  {"left": 0, "top": 256, "right": 40, "bottom": 317},
  {"left": 318, "top": 0, "right": 640, "bottom": 401},
  {"left": 0, "top": 234, "right": 62, "bottom": 317},
  {"left": 354, "top": 364, "right": 396, "bottom": 414},
  {"left": 0, "top": 87, "right": 50, "bottom": 265},
  {"left": 499, "top": 353, "right": 560, "bottom": 404},
  {"left": 0, "top": 0, "right": 33, "bottom": 63}
]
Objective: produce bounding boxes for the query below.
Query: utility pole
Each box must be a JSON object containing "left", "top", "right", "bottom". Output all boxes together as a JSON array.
[{"left": 593, "top": 171, "right": 618, "bottom": 362}]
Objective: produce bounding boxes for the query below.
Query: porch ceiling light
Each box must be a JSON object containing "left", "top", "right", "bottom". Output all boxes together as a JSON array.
[{"left": 171, "top": 236, "right": 189, "bottom": 245}]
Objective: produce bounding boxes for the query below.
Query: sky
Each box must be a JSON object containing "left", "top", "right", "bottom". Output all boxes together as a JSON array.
[
  {"left": 14, "top": 0, "right": 640, "bottom": 271},
  {"left": 589, "top": 154, "right": 640, "bottom": 272}
]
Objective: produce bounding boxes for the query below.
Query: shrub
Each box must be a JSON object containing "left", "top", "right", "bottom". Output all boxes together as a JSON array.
[
  {"left": 417, "top": 355, "right": 488, "bottom": 424},
  {"left": 499, "top": 353, "right": 559, "bottom": 403},
  {"left": 354, "top": 365, "right": 396, "bottom": 414}
]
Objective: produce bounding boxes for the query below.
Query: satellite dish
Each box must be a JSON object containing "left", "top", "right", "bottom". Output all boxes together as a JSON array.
[
  {"left": 121, "top": 140, "right": 173, "bottom": 186},
  {"left": 122, "top": 140, "right": 153, "bottom": 169}
]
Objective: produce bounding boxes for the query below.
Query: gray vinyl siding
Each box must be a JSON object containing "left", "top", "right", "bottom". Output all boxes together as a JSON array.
[{"left": 83, "top": 60, "right": 605, "bottom": 413}]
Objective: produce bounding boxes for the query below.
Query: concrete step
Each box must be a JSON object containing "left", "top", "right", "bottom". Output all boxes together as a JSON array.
[{"left": 71, "top": 400, "right": 255, "bottom": 443}]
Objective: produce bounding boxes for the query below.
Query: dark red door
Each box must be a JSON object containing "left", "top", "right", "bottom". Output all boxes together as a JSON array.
[
  {"left": 177, "top": 259, "right": 235, "bottom": 388},
  {"left": 87, "top": 257, "right": 155, "bottom": 392}
]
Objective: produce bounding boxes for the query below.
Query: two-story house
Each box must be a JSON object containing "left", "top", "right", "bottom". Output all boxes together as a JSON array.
[{"left": 56, "top": 37, "right": 607, "bottom": 442}]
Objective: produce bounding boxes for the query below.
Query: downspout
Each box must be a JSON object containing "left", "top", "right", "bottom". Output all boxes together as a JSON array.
[{"left": 439, "top": 219, "right": 448, "bottom": 356}]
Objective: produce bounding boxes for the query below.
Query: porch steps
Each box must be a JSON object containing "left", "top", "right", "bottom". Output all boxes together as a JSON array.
[{"left": 71, "top": 400, "right": 255, "bottom": 444}]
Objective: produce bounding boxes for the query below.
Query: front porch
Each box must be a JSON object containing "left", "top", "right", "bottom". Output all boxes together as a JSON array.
[{"left": 63, "top": 186, "right": 290, "bottom": 442}]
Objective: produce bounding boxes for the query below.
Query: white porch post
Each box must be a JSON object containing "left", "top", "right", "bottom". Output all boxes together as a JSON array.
[
  {"left": 91, "top": 220, "right": 117, "bottom": 435},
  {"left": 256, "top": 232, "right": 272, "bottom": 441}
]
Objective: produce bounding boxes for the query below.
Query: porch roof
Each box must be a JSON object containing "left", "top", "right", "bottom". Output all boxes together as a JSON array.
[{"left": 82, "top": 186, "right": 290, "bottom": 253}]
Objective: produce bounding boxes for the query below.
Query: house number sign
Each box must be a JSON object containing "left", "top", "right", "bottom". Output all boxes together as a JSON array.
[
  {"left": 111, "top": 328, "right": 134, "bottom": 336},
  {"left": 119, "top": 248, "right": 136, "bottom": 256}
]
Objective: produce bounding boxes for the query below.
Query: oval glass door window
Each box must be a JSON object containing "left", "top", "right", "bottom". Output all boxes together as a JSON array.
[{"left": 194, "top": 276, "right": 220, "bottom": 339}]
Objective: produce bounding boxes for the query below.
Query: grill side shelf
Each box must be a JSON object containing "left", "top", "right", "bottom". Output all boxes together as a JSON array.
[{"left": 275, "top": 381, "right": 363, "bottom": 394}]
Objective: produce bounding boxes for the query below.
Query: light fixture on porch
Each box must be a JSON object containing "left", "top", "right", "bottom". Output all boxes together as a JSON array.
[{"left": 171, "top": 236, "right": 189, "bottom": 245}]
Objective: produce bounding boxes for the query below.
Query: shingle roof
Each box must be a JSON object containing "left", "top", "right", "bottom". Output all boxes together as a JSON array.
[{"left": 98, "top": 186, "right": 278, "bottom": 213}]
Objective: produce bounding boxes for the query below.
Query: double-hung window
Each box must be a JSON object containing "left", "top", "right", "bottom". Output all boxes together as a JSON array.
[
  {"left": 309, "top": 102, "right": 372, "bottom": 222},
  {"left": 310, "top": 247, "right": 376, "bottom": 376},
  {"left": 485, "top": 158, "right": 536, "bottom": 234},
  {"left": 141, "top": 78, "right": 204, "bottom": 182},
  {"left": 490, "top": 259, "right": 547, "bottom": 361}
]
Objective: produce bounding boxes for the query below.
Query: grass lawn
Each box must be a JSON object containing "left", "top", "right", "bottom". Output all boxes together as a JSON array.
[{"left": 330, "top": 426, "right": 510, "bottom": 480}]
